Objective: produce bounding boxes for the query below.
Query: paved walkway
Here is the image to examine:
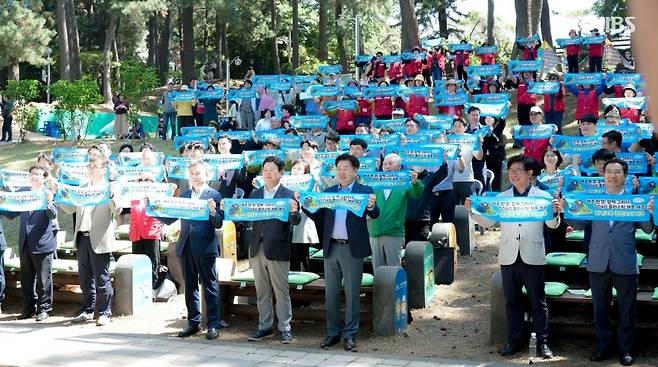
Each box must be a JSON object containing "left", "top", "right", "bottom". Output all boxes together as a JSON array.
[{"left": 0, "top": 321, "right": 511, "bottom": 367}]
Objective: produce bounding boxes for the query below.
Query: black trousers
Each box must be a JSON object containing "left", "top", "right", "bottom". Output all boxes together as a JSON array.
[
  {"left": 132, "top": 239, "right": 160, "bottom": 288},
  {"left": 430, "top": 190, "right": 456, "bottom": 224},
  {"left": 589, "top": 56, "right": 603, "bottom": 73},
  {"left": 567, "top": 55, "right": 579, "bottom": 73},
  {"left": 290, "top": 243, "right": 310, "bottom": 272},
  {"left": 589, "top": 270, "right": 637, "bottom": 353},
  {"left": 405, "top": 220, "right": 431, "bottom": 242},
  {"left": 19, "top": 246, "right": 54, "bottom": 314},
  {"left": 456, "top": 65, "right": 468, "bottom": 81},
  {"left": 0, "top": 249, "right": 5, "bottom": 306},
  {"left": 179, "top": 242, "right": 220, "bottom": 328},
  {"left": 2, "top": 115, "right": 12, "bottom": 141},
  {"left": 77, "top": 234, "right": 113, "bottom": 316},
  {"left": 500, "top": 256, "right": 549, "bottom": 344},
  {"left": 177, "top": 115, "right": 195, "bottom": 135}
]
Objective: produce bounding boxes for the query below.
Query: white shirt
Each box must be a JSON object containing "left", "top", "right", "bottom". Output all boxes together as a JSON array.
[
  {"left": 255, "top": 118, "right": 272, "bottom": 131},
  {"left": 263, "top": 183, "right": 281, "bottom": 199},
  {"left": 191, "top": 184, "right": 209, "bottom": 199},
  {"left": 453, "top": 149, "right": 475, "bottom": 183},
  {"left": 79, "top": 181, "right": 108, "bottom": 232}
]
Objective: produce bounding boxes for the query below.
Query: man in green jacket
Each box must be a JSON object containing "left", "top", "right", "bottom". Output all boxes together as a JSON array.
[{"left": 369, "top": 153, "right": 424, "bottom": 269}]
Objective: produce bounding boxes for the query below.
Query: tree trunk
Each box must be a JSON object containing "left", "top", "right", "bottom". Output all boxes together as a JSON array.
[
  {"left": 487, "top": 0, "right": 495, "bottom": 44},
  {"left": 202, "top": 1, "right": 209, "bottom": 66},
  {"left": 55, "top": 0, "right": 71, "bottom": 81},
  {"left": 318, "top": 0, "right": 328, "bottom": 61},
  {"left": 65, "top": 0, "right": 82, "bottom": 80},
  {"left": 103, "top": 13, "right": 118, "bottom": 103},
  {"left": 158, "top": 9, "right": 171, "bottom": 84},
  {"left": 147, "top": 14, "right": 157, "bottom": 67},
  {"left": 291, "top": 0, "right": 300, "bottom": 70},
  {"left": 529, "top": 0, "right": 543, "bottom": 36},
  {"left": 335, "top": 0, "right": 348, "bottom": 72},
  {"left": 438, "top": 1, "right": 448, "bottom": 39},
  {"left": 512, "top": 0, "right": 530, "bottom": 59},
  {"left": 270, "top": 0, "right": 281, "bottom": 74},
  {"left": 399, "top": 0, "right": 420, "bottom": 51},
  {"left": 215, "top": 11, "right": 225, "bottom": 81},
  {"left": 8, "top": 59, "right": 20, "bottom": 80},
  {"left": 540, "top": 0, "right": 553, "bottom": 46},
  {"left": 181, "top": 4, "right": 195, "bottom": 84}
]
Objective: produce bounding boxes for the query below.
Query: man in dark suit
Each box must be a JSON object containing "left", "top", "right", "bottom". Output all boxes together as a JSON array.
[
  {"left": 211, "top": 135, "right": 248, "bottom": 198},
  {"left": 157, "top": 160, "right": 224, "bottom": 340},
  {"left": 238, "top": 156, "right": 300, "bottom": 343},
  {"left": 565, "top": 158, "right": 653, "bottom": 366},
  {"left": 302, "top": 154, "right": 379, "bottom": 352},
  {"left": 0, "top": 166, "right": 57, "bottom": 321}
]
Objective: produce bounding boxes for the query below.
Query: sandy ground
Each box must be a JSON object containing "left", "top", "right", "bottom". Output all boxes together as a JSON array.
[{"left": 2, "top": 230, "right": 658, "bottom": 367}]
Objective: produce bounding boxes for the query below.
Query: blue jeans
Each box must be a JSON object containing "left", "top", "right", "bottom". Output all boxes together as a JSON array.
[
  {"left": 432, "top": 67, "right": 443, "bottom": 86},
  {"left": 162, "top": 111, "right": 177, "bottom": 140},
  {"left": 544, "top": 111, "right": 564, "bottom": 135}
]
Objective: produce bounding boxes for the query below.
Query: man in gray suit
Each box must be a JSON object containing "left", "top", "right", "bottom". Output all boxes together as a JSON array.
[
  {"left": 565, "top": 158, "right": 653, "bottom": 366},
  {"left": 466, "top": 155, "right": 560, "bottom": 359},
  {"left": 59, "top": 157, "right": 121, "bottom": 326}
]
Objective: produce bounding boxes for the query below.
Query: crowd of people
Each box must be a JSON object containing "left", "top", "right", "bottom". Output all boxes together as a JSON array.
[{"left": 0, "top": 27, "right": 651, "bottom": 366}]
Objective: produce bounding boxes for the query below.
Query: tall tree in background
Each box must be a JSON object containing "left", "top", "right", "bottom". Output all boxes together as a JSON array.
[
  {"left": 159, "top": 8, "right": 172, "bottom": 84},
  {"left": 512, "top": 0, "right": 530, "bottom": 58},
  {"left": 399, "top": 0, "right": 420, "bottom": 51},
  {"left": 487, "top": 0, "right": 495, "bottom": 44},
  {"left": 318, "top": 0, "right": 328, "bottom": 61},
  {"left": 291, "top": 0, "right": 300, "bottom": 70},
  {"left": 271, "top": 0, "right": 281, "bottom": 74},
  {"left": 181, "top": 3, "right": 195, "bottom": 83},
  {"left": 438, "top": 1, "right": 448, "bottom": 38},
  {"left": 540, "top": 0, "right": 553, "bottom": 45},
  {"left": 102, "top": 13, "right": 118, "bottom": 102},
  {"left": 214, "top": 5, "right": 225, "bottom": 81},
  {"left": 55, "top": 0, "right": 71, "bottom": 81},
  {"left": 335, "top": 0, "right": 348, "bottom": 72},
  {"left": 529, "top": 0, "right": 543, "bottom": 36},
  {"left": 65, "top": 0, "right": 82, "bottom": 80}
]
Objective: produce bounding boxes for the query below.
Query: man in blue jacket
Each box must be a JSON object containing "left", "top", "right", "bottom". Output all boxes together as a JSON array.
[
  {"left": 302, "top": 154, "right": 379, "bottom": 352},
  {"left": 156, "top": 160, "right": 224, "bottom": 340},
  {"left": 0, "top": 166, "right": 57, "bottom": 321}
]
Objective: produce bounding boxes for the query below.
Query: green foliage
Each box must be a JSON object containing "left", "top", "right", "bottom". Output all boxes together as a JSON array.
[
  {"left": 17, "top": 105, "right": 41, "bottom": 133},
  {"left": 50, "top": 79, "right": 102, "bottom": 141},
  {"left": 116, "top": 60, "right": 159, "bottom": 124},
  {"left": 0, "top": 2, "right": 55, "bottom": 71},
  {"left": 592, "top": 0, "right": 627, "bottom": 18},
  {"left": 5, "top": 80, "right": 41, "bottom": 102}
]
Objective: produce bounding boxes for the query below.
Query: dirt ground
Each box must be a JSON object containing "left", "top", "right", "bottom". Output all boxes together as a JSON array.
[{"left": 2, "top": 230, "right": 658, "bottom": 366}]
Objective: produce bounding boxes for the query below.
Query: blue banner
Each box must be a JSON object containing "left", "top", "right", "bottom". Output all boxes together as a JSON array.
[
  {"left": 320, "top": 157, "right": 338, "bottom": 176},
  {"left": 244, "top": 150, "right": 287, "bottom": 168},
  {"left": 552, "top": 135, "right": 601, "bottom": 154},
  {"left": 53, "top": 148, "right": 88, "bottom": 163},
  {"left": 564, "top": 73, "right": 603, "bottom": 86},
  {"left": 300, "top": 192, "right": 370, "bottom": 216},
  {"left": 258, "top": 131, "right": 303, "bottom": 149},
  {"left": 638, "top": 177, "right": 658, "bottom": 195},
  {"left": 422, "top": 38, "right": 444, "bottom": 48},
  {"left": 318, "top": 65, "right": 342, "bottom": 74},
  {"left": 564, "top": 194, "right": 650, "bottom": 222},
  {"left": 116, "top": 165, "right": 166, "bottom": 182},
  {"left": 201, "top": 154, "right": 245, "bottom": 171},
  {"left": 397, "top": 147, "right": 444, "bottom": 167},
  {"left": 448, "top": 43, "right": 473, "bottom": 52},
  {"left": 434, "top": 80, "right": 465, "bottom": 90},
  {"left": 175, "top": 136, "right": 210, "bottom": 149},
  {"left": 638, "top": 123, "right": 654, "bottom": 140},
  {"left": 181, "top": 126, "right": 215, "bottom": 137},
  {"left": 358, "top": 157, "right": 378, "bottom": 172},
  {"left": 563, "top": 176, "right": 633, "bottom": 194},
  {"left": 55, "top": 182, "right": 110, "bottom": 207},
  {"left": 216, "top": 130, "right": 253, "bottom": 141},
  {"left": 538, "top": 168, "right": 578, "bottom": 194},
  {"left": 475, "top": 45, "right": 498, "bottom": 55},
  {"left": 252, "top": 75, "right": 290, "bottom": 87},
  {"left": 512, "top": 124, "right": 555, "bottom": 139},
  {"left": 605, "top": 73, "right": 642, "bottom": 86},
  {"left": 508, "top": 60, "right": 543, "bottom": 72},
  {"left": 471, "top": 195, "right": 553, "bottom": 222},
  {"left": 363, "top": 85, "right": 400, "bottom": 97},
  {"left": 359, "top": 171, "right": 410, "bottom": 190},
  {"left": 447, "top": 134, "right": 480, "bottom": 151},
  {"left": 556, "top": 37, "right": 581, "bottom": 47},
  {"left": 414, "top": 114, "right": 453, "bottom": 130},
  {"left": 602, "top": 97, "right": 647, "bottom": 110},
  {"left": 356, "top": 55, "right": 373, "bottom": 63},
  {"left": 289, "top": 115, "right": 329, "bottom": 130},
  {"left": 373, "top": 118, "right": 407, "bottom": 132},
  {"left": 434, "top": 93, "right": 469, "bottom": 107},
  {"left": 466, "top": 65, "right": 501, "bottom": 77},
  {"left": 115, "top": 182, "right": 176, "bottom": 208},
  {"left": 223, "top": 198, "right": 290, "bottom": 221},
  {"left": 117, "top": 152, "right": 165, "bottom": 167},
  {"left": 146, "top": 196, "right": 209, "bottom": 221},
  {"left": 365, "top": 133, "right": 402, "bottom": 149},
  {"left": 516, "top": 34, "right": 541, "bottom": 44},
  {"left": 197, "top": 89, "right": 225, "bottom": 100},
  {"left": 227, "top": 88, "right": 257, "bottom": 101},
  {"left": 164, "top": 157, "right": 219, "bottom": 181},
  {"left": 382, "top": 55, "right": 402, "bottom": 63},
  {"left": 0, "top": 169, "right": 31, "bottom": 189},
  {"left": 57, "top": 162, "right": 90, "bottom": 186},
  {"left": 473, "top": 93, "right": 509, "bottom": 104},
  {"left": 173, "top": 91, "right": 196, "bottom": 101},
  {"left": 466, "top": 78, "right": 480, "bottom": 91},
  {"left": 464, "top": 102, "right": 509, "bottom": 118},
  {"left": 322, "top": 99, "right": 358, "bottom": 112},
  {"left": 617, "top": 152, "right": 648, "bottom": 174},
  {"left": 0, "top": 190, "right": 48, "bottom": 212},
  {"left": 341, "top": 86, "right": 363, "bottom": 97},
  {"left": 580, "top": 35, "right": 605, "bottom": 45},
  {"left": 400, "top": 52, "right": 426, "bottom": 61},
  {"left": 398, "top": 86, "right": 430, "bottom": 97},
  {"left": 528, "top": 82, "right": 561, "bottom": 94},
  {"left": 404, "top": 134, "right": 432, "bottom": 145},
  {"left": 596, "top": 124, "right": 640, "bottom": 144},
  {"left": 268, "top": 81, "right": 293, "bottom": 92},
  {"left": 314, "top": 150, "right": 347, "bottom": 161},
  {"left": 255, "top": 174, "right": 315, "bottom": 192}
]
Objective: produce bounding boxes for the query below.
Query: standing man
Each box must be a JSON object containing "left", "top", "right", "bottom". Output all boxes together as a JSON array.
[
  {"left": 0, "top": 166, "right": 57, "bottom": 321},
  {"left": 465, "top": 155, "right": 559, "bottom": 359},
  {"left": 59, "top": 157, "right": 121, "bottom": 326},
  {"left": 237, "top": 80, "right": 257, "bottom": 130},
  {"left": 156, "top": 161, "right": 224, "bottom": 340},
  {"left": 302, "top": 154, "right": 379, "bottom": 352},
  {"left": 1, "top": 95, "right": 14, "bottom": 142},
  {"left": 175, "top": 85, "right": 195, "bottom": 136},
  {"left": 161, "top": 81, "right": 178, "bottom": 140},
  {"left": 564, "top": 158, "right": 653, "bottom": 366},
  {"left": 211, "top": 135, "right": 248, "bottom": 198},
  {"left": 240, "top": 156, "right": 300, "bottom": 343},
  {"left": 369, "top": 153, "right": 423, "bottom": 268}
]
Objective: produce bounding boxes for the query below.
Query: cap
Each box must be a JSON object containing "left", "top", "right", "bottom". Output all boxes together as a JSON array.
[
  {"left": 530, "top": 106, "right": 543, "bottom": 115},
  {"left": 180, "top": 85, "right": 189, "bottom": 91},
  {"left": 605, "top": 109, "right": 621, "bottom": 118},
  {"left": 413, "top": 74, "right": 425, "bottom": 83},
  {"left": 590, "top": 28, "right": 599, "bottom": 33},
  {"left": 446, "top": 79, "right": 458, "bottom": 86},
  {"left": 623, "top": 83, "right": 637, "bottom": 94}
]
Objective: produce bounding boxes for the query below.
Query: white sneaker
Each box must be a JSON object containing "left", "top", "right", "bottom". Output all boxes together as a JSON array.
[
  {"left": 71, "top": 312, "right": 93, "bottom": 323},
  {"left": 96, "top": 315, "right": 111, "bottom": 326}
]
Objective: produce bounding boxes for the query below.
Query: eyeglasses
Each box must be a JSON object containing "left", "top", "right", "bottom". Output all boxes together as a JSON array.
[{"left": 186, "top": 144, "right": 204, "bottom": 151}]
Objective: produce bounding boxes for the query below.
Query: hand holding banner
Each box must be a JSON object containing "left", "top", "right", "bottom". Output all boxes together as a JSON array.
[
  {"left": 0, "top": 190, "right": 48, "bottom": 212},
  {"left": 528, "top": 82, "right": 561, "bottom": 94},
  {"left": 434, "top": 93, "right": 469, "bottom": 107},
  {"left": 464, "top": 102, "right": 509, "bottom": 118},
  {"left": 55, "top": 182, "right": 110, "bottom": 207},
  {"left": 447, "top": 134, "right": 480, "bottom": 151},
  {"left": 115, "top": 182, "right": 176, "bottom": 208},
  {"left": 289, "top": 115, "right": 329, "bottom": 130},
  {"left": 473, "top": 93, "right": 509, "bottom": 104},
  {"left": 466, "top": 65, "right": 501, "bottom": 77},
  {"left": 227, "top": 88, "right": 257, "bottom": 101},
  {"left": 201, "top": 154, "right": 245, "bottom": 171},
  {"left": 216, "top": 130, "right": 253, "bottom": 141},
  {"left": 563, "top": 73, "right": 603, "bottom": 86},
  {"left": 556, "top": 37, "right": 581, "bottom": 47},
  {"left": 470, "top": 195, "right": 554, "bottom": 222},
  {"left": 516, "top": 34, "right": 541, "bottom": 44},
  {"left": 552, "top": 135, "right": 601, "bottom": 154},
  {"left": 223, "top": 198, "right": 290, "bottom": 221},
  {"left": 358, "top": 171, "right": 410, "bottom": 190},
  {"left": 396, "top": 147, "right": 444, "bottom": 167},
  {"left": 146, "top": 196, "right": 210, "bottom": 221},
  {"left": 299, "top": 192, "right": 369, "bottom": 216},
  {"left": 448, "top": 43, "right": 473, "bottom": 52},
  {"left": 601, "top": 97, "right": 647, "bottom": 110},
  {"left": 414, "top": 114, "right": 453, "bottom": 130},
  {"left": 512, "top": 124, "right": 555, "bottom": 140},
  {"left": 508, "top": 60, "right": 543, "bottom": 73},
  {"left": 564, "top": 194, "right": 650, "bottom": 222}
]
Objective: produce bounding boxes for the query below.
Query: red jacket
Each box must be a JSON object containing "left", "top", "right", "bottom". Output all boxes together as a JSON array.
[
  {"left": 588, "top": 43, "right": 603, "bottom": 57},
  {"left": 575, "top": 90, "right": 600, "bottom": 120},
  {"left": 388, "top": 62, "right": 402, "bottom": 80},
  {"left": 523, "top": 137, "right": 550, "bottom": 164},
  {"left": 612, "top": 85, "right": 624, "bottom": 98},
  {"left": 407, "top": 94, "right": 429, "bottom": 118},
  {"left": 370, "top": 61, "right": 386, "bottom": 78},
  {"left": 478, "top": 53, "right": 496, "bottom": 65},
  {"left": 453, "top": 51, "right": 471, "bottom": 67},
  {"left": 517, "top": 82, "right": 537, "bottom": 105},
  {"left": 431, "top": 52, "right": 445, "bottom": 69},
  {"left": 129, "top": 199, "right": 163, "bottom": 241},
  {"left": 357, "top": 97, "right": 372, "bottom": 117},
  {"left": 543, "top": 85, "right": 565, "bottom": 113},
  {"left": 402, "top": 60, "right": 422, "bottom": 77},
  {"left": 438, "top": 105, "right": 464, "bottom": 117},
  {"left": 566, "top": 44, "right": 580, "bottom": 56},
  {"left": 337, "top": 108, "right": 356, "bottom": 132},
  {"left": 374, "top": 96, "right": 393, "bottom": 117},
  {"left": 522, "top": 47, "right": 538, "bottom": 61},
  {"left": 620, "top": 108, "right": 641, "bottom": 123}
]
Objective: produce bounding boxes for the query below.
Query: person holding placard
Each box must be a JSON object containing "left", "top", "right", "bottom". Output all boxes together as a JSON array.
[
  {"left": 451, "top": 118, "right": 484, "bottom": 205},
  {"left": 58, "top": 157, "right": 122, "bottom": 327},
  {"left": 566, "top": 78, "right": 606, "bottom": 121},
  {"left": 301, "top": 154, "right": 379, "bottom": 352},
  {"left": 563, "top": 159, "right": 653, "bottom": 366},
  {"left": 465, "top": 155, "right": 560, "bottom": 359},
  {"left": 154, "top": 160, "right": 224, "bottom": 340},
  {"left": 565, "top": 30, "right": 581, "bottom": 74},
  {"left": 0, "top": 166, "right": 57, "bottom": 322},
  {"left": 588, "top": 28, "right": 605, "bottom": 73}
]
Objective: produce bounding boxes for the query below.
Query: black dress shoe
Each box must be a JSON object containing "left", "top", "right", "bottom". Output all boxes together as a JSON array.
[
  {"left": 320, "top": 335, "right": 341, "bottom": 349},
  {"left": 206, "top": 327, "right": 219, "bottom": 340},
  {"left": 539, "top": 343, "right": 553, "bottom": 359},
  {"left": 620, "top": 352, "right": 634, "bottom": 366},
  {"left": 18, "top": 311, "right": 35, "bottom": 320},
  {"left": 177, "top": 325, "right": 200, "bottom": 338},
  {"left": 343, "top": 337, "right": 357, "bottom": 352},
  {"left": 589, "top": 347, "right": 612, "bottom": 362},
  {"left": 498, "top": 343, "right": 522, "bottom": 356}
]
